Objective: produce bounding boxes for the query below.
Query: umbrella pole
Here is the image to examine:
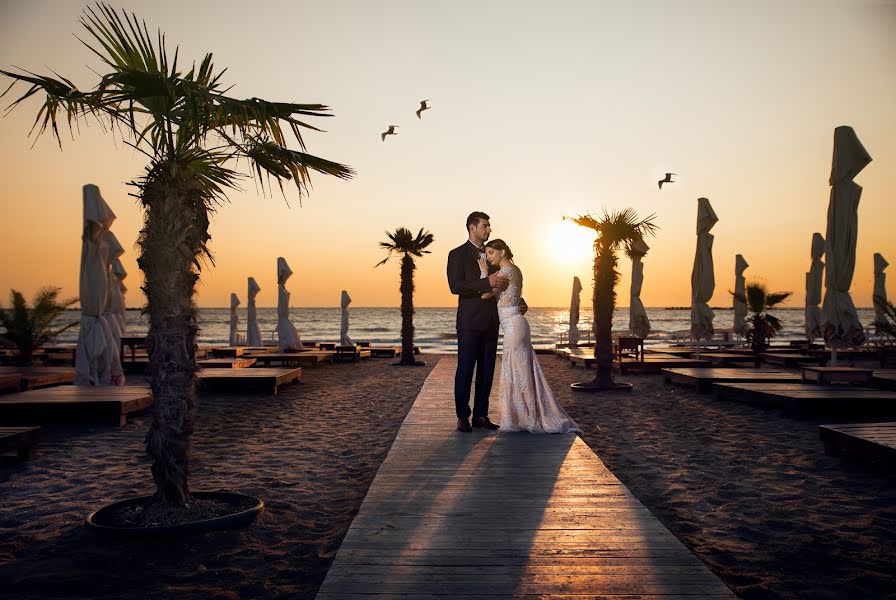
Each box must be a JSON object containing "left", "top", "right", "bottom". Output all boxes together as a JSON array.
[{"left": 830, "top": 346, "right": 837, "bottom": 367}]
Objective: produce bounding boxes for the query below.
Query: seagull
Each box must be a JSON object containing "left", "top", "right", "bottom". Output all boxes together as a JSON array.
[
  {"left": 416, "top": 99, "right": 431, "bottom": 119},
  {"left": 658, "top": 173, "right": 677, "bottom": 189},
  {"left": 381, "top": 125, "right": 399, "bottom": 142}
]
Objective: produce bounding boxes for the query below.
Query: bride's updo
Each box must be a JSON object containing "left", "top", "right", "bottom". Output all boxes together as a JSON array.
[{"left": 486, "top": 239, "right": 513, "bottom": 260}]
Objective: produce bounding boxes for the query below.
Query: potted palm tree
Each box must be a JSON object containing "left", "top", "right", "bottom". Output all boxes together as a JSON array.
[
  {"left": 376, "top": 227, "right": 434, "bottom": 366},
  {"left": 0, "top": 287, "right": 78, "bottom": 366},
  {"left": 1, "top": 4, "right": 354, "bottom": 533},
  {"left": 565, "top": 209, "right": 658, "bottom": 392},
  {"left": 731, "top": 281, "right": 791, "bottom": 362}
]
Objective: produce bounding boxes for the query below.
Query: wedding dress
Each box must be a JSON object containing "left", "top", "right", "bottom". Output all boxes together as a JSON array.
[{"left": 497, "top": 265, "right": 580, "bottom": 434}]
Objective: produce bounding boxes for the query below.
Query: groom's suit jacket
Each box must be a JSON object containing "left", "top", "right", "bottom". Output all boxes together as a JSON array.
[{"left": 447, "top": 240, "right": 499, "bottom": 332}]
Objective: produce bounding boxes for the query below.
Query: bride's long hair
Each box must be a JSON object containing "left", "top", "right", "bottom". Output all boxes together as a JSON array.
[{"left": 485, "top": 239, "right": 514, "bottom": 262}]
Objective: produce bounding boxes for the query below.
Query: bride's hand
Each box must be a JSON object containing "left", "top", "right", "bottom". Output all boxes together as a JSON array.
[{"left": 477, "top": 257, "right": 488, "bottom": 275}]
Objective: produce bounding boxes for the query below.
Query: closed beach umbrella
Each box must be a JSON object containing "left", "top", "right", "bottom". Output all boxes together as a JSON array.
[
  {"left": 102, "top": 232, "right": 125, "bottom": 343},
  {"left": 568, "top": 276, "right": 582, "bottom": 347},
  {"left": 690, "top": 197, "right": 718, "bottom": 345},
  {"left": 229, "top": 293, "right": 241, "bottom": 345},
  {"left": 75, "top": 184, "right": 122, "bottom": 385},
  {"left": 340, "top": 290, "right": 353, "bottom": 346},
  {"left": 805, "top": 233, "right": 825, "bottom": 341},
  {"left": 246, "top": 277, "right": 262, "bottom": 346},
  {"left": 821, "top": 126, "right": 870, "bottom": 353},
  {"left": 111, "top": 258, "right": 128, "bottom": 336},
  {"left": 276, "top": 257, "right": 302, "bottom": 351},
  {"left": 874, "top": 253, "right": 889, "bottom": 333},
  {"left": 733, "top": 254, "right": 749, "bottom": 337},
  {"left": 628, "top": 240, "right": 650, "bottom": 338}
]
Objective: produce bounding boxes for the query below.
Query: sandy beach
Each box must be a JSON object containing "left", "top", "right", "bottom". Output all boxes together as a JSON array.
[{"left": 1, "top": 354, "right": 894, "bottom": 599}]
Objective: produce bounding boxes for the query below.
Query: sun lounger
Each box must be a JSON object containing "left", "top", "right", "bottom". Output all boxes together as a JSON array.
[
  {"left": 663, "top": 367, "right": 801, "bottom": 393},
  {"left": 801, "top": 366, "right": 874, "bottom": 386},
  {"left": 0, "top": 426, "right": 40, "bottom": 461},
  {"left": 613, "top": 353, "right": 711, "bottom": 374},
  {"left": 713, "top": 382, "right": 896, "bottom": 417},
  {"left": 249, "top": 352, "right": 334, "bottom": 368},
  {"left": 872, "top": 370, "right": 896, "bottom": 391},
  {"left": 0, "top": 373, "right": 21, "bottom": 394},
  {"left": 196, "top": 357, "right": 257, "bottom": 369},
  {"left": 0, "top": 366, "right": 76, "bottom": 390},
  {"left": 760, "top": 352, "right": 826, "bottom": 368},
  {"left": 0, "top": 385, "right": 152, "bottom": 426},
  {"left": 819, "top": 422, "right": 896, "bottom": 465},
  {"left": 198, "top": 367, "right": 301, "bottom": 395},
  {"left": 335, "top": 345, "right": 372, "bottom": 363}
]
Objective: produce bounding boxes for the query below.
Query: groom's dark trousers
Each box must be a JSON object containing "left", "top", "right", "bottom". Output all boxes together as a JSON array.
[{"left": 447, "top": 241, "right": 499, "bottom": 420}]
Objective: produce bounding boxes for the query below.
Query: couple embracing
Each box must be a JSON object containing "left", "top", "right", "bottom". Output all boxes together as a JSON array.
[{"left": 446, "top": 211, "right": 580, "bottom": 435}]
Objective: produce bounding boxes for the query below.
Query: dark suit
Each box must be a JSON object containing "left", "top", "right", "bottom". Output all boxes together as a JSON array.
[{"left": 447, "top": 240, "right": 499, "bottom": 420}]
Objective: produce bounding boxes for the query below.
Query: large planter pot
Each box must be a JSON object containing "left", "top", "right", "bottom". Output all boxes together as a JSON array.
[
  {"left": 85, "top": 491, "right": 264, "bottom": 537},
  {"left": 570, "top": 380, "right": 633, "bottom": 392}
]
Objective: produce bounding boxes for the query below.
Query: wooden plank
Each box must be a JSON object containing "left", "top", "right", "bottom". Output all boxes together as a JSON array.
[
  {"left": 872, "top": 370, "right": 896, "bottom": 391},
  {"left": 250, "top": 351, "right": 334, "bottom": 367},
  {"left": 713, "top": 382, "right": 896, "bottom": 417},
  {"left": 0, "top": 426, "right": 40, "bottom": 460},
  {"left": 198, "top": 367, "right": 300, "bottom": 395},
  {"left": 663, "top": 367, "right": 801, "bottom": 393},
  {"left": 317, "top": 357, "right": 734, "bottom": 598},
  {"left": 819, "top": 422, "right": 896, "bottom": 464},
  {"left": 196, "top": 357, "right": 257, "bottom": 368},
  {"left": 802, "top": 366, "right": 873, "bottom": 386},
  {"left": 0, "top": 373, "right": 22, "bottom": 394},
  {"left": 759, "top": 352, "right": 825, "bottom": 368},
  {"left": 0, "top": 385, "right": 152, "bottom": 426},
  {"left": 0, "top": 366, "right": 76, "bottom": 390}
]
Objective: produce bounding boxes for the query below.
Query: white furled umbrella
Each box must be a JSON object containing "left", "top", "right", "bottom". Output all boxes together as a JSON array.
[
  {"left": 873, "top": 253, "right": 889, "bottom": 333},
  {"left": 690, "top": 197, "right": 718, "bottom": 355},
  {"left": 568, "top": 276, "right": 582, "bottom": 347},
  {"left": 76, "top": 184, "right": 123, "bottom": 386},
  {"left": 821, "top": 126, "right": 870, "bottom": 363},
  {"left": 246, "top": 277, "right": 262, "bottom": 346},
  {"left": 340, "top": 290, "right": 353, "bottom": 346},
  {"left": 628, "top": 240, "right": 650, "bottom": 338},
  {"left": 805, "top": 233, "right": 825, "bottom": 341},
  {"left": 102, "top": 232, "right": 124, "bottom": 344},
  {"left": 111, "top": 258, "right": 128, "bottom": 336},
  {"left": 229, "top": 293, "right": 242, "bottom": 346},
  {"left": 276, "top": 257, "right": 302, "bottom": 351},
  {"left": 732, "top": 254, "right": 749, "bottom": 338}
]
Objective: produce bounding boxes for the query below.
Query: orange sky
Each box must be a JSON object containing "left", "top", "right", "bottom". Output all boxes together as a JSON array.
[{"left": 1, "top": 1, "right": 894, "bottom": 308}]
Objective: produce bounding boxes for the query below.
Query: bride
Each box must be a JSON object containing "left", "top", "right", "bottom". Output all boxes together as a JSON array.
[{"left": 480, "top": 239, "right": 580, "bottom": 434}]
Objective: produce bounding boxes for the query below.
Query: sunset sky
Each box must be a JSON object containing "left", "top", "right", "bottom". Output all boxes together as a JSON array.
[{"left": 1, "top": 0, "right": 894, "bottom": 308}]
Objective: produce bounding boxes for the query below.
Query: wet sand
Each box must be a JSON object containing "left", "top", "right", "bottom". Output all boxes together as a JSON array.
[{"left": 1, "top": 354, "right": 894, "bottom": 599}]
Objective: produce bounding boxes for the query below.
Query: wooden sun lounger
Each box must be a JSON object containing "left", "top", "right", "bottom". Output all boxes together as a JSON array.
[
  {"left": 819, "top": 422, "right": 896, "bottom": 465},
  {"left": 662, "top": 368, "right": 802, "bottom": 393},
  {"left": 872, "top": 370, "right": 896, "bottom": 391},
  {"left": 0, "top": 373, "right": 22, "bottom": 394},
  {"left": 712, "top": 382, "right": 896, "bottom": 417},
  {"left": 760, "top": 352, "right": 825, "bottom": 368},
  {"left": 209, "top": 346, "right": 247, "bottom": 358},
  {"left": 196, "top": 357, "right": 257, "bottom": 369},
  {"left": 690, "top": 352, "right": 758, "bottom": 367},
  {"left": 0, "top": 367, "right": 76, "bottom": 391},
  {"left": 801, "top": 366, "right": 874, "bottom": 386},
  {"left": 198, "top": 367, "right": 301, "bottom": 395},
  {"left": 0, "top": 426, "right": 40, "bottom": 461},
  {"left": 613, "top": 354, "right": 711, "bottom": 374},
  {"left": 368, "top": 346, "right": 401, "bottom": 358},
  {"left": 249, "top": 352, "right": 334, "bottom": 368},
  {"left": 0, "top": 385, "right": 152, "bottom": 426},
  {"left": 335, "top": 346, "right": 373, "bottom": 363}
]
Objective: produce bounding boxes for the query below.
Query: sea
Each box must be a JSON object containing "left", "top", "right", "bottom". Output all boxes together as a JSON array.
[{"left": 50, "top": 306, "right": 880, "bottom": 353}]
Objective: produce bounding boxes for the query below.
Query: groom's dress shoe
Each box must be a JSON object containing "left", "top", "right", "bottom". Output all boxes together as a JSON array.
[
  {"left": 472, "top": 416, "right": 499, "bottom": 430},
  {"left": 457, "top": 417, "right": 472, "bottom": 432}
]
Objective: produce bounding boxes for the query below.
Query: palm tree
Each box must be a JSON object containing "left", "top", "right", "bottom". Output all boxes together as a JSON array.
[
  {"left": 564, "top": 209, "right": 658, "bottom": 391},
  {"left": 873, "top": 295, "right": 896, "bottom": 339},
  {"left": 1, "top": 4, "right": 353, "bottom": 512},
  {"left": 731, "top": 281, "right": 791, "bottom": 357},
  {"left": 0, "top": 287, "right": 78, "bottom": 366},
  {"left": 376, "top": 227, "right": 434, "bottom": 366}
]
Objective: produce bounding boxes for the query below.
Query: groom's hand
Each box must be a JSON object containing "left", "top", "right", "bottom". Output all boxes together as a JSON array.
[
  {"left": 520, "top": 297, "right": 529, "bottom": 315},
  {"left": 488, "top": 271, "right": 509, "bottom": 290}
]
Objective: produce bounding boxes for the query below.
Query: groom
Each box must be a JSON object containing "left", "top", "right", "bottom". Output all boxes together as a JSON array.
[{"left": 447, "top": 211, "right": 508, "bottom": 432}]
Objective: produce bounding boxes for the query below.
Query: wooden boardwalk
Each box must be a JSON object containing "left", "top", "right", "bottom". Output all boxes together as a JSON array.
[{"left": 316, "top": 357, "right": 734, "bottom": 599}]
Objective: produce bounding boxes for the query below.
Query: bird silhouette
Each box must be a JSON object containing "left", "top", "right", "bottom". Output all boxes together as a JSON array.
[
  {"left": 416, "top": 99, "right": 431, "bottom": 119},
  {"left": 381, "top": 125, "right": 399, "bottom": 142},
  {"left": 658, "top": 173, "right": 677, "bottom": 189}
]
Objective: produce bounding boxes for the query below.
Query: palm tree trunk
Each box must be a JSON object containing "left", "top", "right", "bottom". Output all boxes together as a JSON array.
[
  {"left": 138, "top": 169, "right": 207, "bottom": 508},
  {"left": 399, "top": 254, "right": 416, "bottom": 365},
  {"left": 593, "top": 250, "right": 617, "bottom": 385}
]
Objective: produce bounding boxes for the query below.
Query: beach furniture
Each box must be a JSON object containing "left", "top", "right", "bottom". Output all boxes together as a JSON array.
[
  {"left": 612, "top": 353, "right": 711, "bottom": 374},
  {"left": 318, "top": 342, "right": 337, "bottom": 351},
  {"left": 759, "top": 352, "right": 825, "bottom": 368},
  {"left": 0, "top": 426, "right": 40, "bottom": 461},
  {"left": 0, "top": 385, "right": 152, "bottom": 426},
  {"left": 119, "top": 334, "right": 147, "bottom": 361},
  {"left": 872, "top": 370, "right": 896, "bottom": 391},
  {"left": 712, "top": 382, "right": 896, "bottom": 417},
  {"left": 317, "top": 357, "right": 735, "bottom": 598},
  {"left": 335, "top": 345, "right": 372, "bottom": 363},
  {"left": 801, "top": 366, "right": 873, "bottom": 386},
  {"left": 249, "top": 351, "right": 334, "bottom": 368},
  {"left": 198, "top": 367, "right": 300, "bottom": 395},
  {"left": 663, "top": 368, "right": 801, "bottom": 393},
  {"left": 614, "top": 336, "right": 644, "bottom": 361},
  {"left": 196, "top": 357, "right": 257, "bottom": 369},
  {"left": 689, "top": 352, "right": 756, "bottom": 367},
  {"left": 0, "top": 373, "right": 21, "bottom": 394},
  {"left": 209, "top": 346, "right": 246, "bottom": 358},
  {"left": 819, "top": 422, "right": 896, "bottom": 465},
  {"left": 0, "top": 366, "right": 76, "bottom": 391},
  {"left": 368, "top": 346, "right": 401, "bottom": 358}
]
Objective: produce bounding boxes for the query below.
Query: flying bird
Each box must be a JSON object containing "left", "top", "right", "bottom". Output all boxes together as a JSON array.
[
  {"left": 416, "top": 99, "right": 431, "bottom": 119},
  {"left": 381, "top": 125, "right": 399, "bottom": 142},
  {"left": 658, "top": 173, "right": 677, "bottom": 189}
]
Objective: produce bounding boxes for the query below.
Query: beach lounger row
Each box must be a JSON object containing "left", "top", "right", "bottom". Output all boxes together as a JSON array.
[
  {"left": 0, "top": 426, "right": 40, "bottom": 461},
  {"left": 819, "top": 422, "right": 896, "bottom": 466}
]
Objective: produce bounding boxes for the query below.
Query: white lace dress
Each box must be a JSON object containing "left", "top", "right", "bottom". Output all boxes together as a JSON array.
[{"left": 497, "top": 266, "right": 580, "bottom": 434}]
